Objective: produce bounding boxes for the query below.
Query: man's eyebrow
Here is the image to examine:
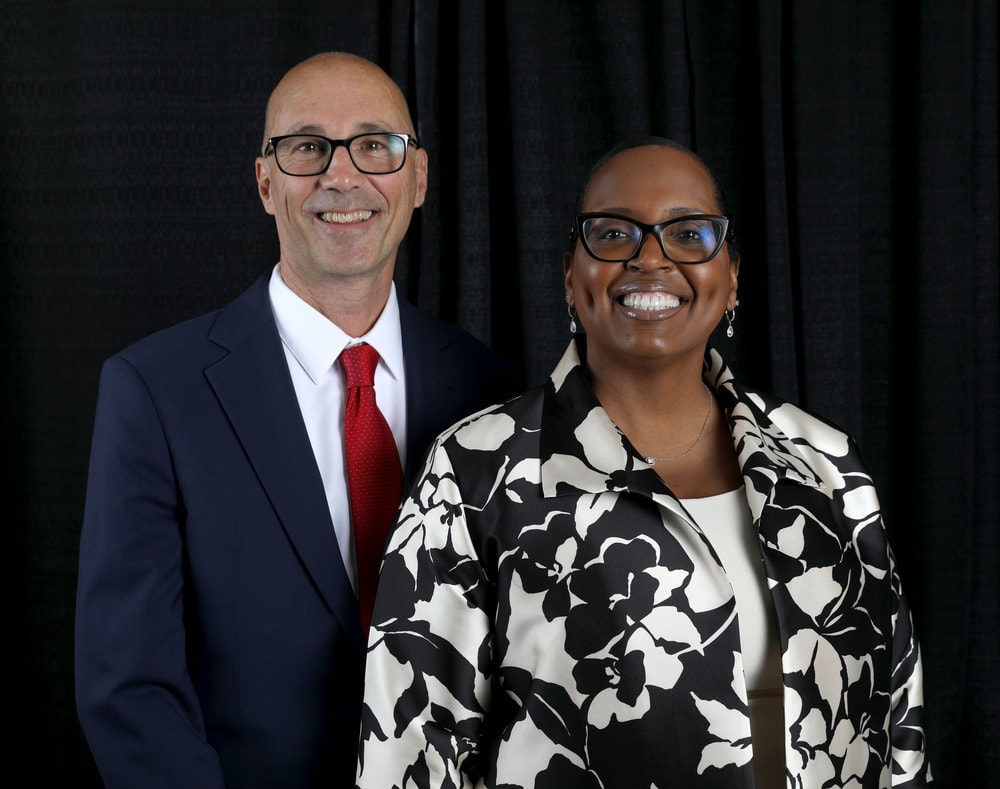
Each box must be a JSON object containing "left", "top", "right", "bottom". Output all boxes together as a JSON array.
[
  {"left": 355, "top": 121, "right": 394, "bottom": 133},
  {"left": 284, "top": 121, "right": 397, "bottom": 136}
]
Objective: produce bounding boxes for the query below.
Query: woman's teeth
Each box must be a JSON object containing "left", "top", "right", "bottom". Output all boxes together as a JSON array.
[{"left": 620, "top": 292, "right": 680, "bottom": 310}]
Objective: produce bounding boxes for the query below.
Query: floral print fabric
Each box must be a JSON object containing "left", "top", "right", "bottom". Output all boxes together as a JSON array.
[{"left": 357, "top": 340, "right": 932, "bottom": 788}]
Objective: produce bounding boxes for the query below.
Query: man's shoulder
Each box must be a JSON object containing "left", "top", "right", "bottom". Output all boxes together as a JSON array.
[
  {"left": 397, "top": 298, "right": 486, "bottom": 348},
  {"left": 112, "top": 273, "right": 272, "bottom": 368},
  {"left": 398, "top": 299, "right": 519, "bottom": 375}
]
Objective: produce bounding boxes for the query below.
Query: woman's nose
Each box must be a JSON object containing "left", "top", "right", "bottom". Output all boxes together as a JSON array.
[{"left": 628, "top": 232, "right": 674, "bottom": 271}]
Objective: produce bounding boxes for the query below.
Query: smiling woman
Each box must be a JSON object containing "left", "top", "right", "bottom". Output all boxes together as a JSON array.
[
  {"left": 356, "top": 137, "right": 934, "bottom": 789},
  {"left": 563, "top": 140, "right": 742, "bottom": 498}
]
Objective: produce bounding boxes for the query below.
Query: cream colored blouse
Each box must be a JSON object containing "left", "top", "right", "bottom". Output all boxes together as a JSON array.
[{"left": 682, "top": 486, "right": 786, "bottom": 789}]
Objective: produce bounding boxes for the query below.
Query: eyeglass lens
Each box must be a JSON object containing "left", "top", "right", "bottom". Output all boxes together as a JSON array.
[
  {"left": 581, "top": 215, "right": 726, "bottom": 263},
  {"left": 273, "top": 133, "right": 409, "bottom": 175}
]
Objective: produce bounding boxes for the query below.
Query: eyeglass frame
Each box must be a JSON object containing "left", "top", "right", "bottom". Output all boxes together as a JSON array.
[
  {"left": 262, "top": 132, "right": 420, "bottom": 176},
  {"left": 571, "top": 212, "right": 734, "bottom": 264}
]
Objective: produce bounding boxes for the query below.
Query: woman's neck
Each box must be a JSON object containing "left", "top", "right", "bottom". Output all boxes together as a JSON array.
[{"left": 586, "top": 357, "right": 742, "bottom": 498}]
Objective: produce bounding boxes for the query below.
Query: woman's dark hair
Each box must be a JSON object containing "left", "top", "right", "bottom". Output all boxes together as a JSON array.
[{"left": 566, "top": 136, "right": 739, "bottom": 261}]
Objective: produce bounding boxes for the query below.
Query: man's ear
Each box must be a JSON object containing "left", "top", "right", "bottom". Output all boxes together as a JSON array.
[
  {"left": 256, "top": 157, "right": 276, "bottom": 216},
  {"left": 412, "top": 147, "right": 429, "bottom": 208}
]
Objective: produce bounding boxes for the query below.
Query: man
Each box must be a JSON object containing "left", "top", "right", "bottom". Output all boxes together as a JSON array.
[{"left": 75, "top": 52, "right": 520, "bottom": 788}]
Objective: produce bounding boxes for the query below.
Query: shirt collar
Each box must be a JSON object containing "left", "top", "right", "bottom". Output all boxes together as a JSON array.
[{"left": 268, "top": 265, "right": 404, "bottom": 383}]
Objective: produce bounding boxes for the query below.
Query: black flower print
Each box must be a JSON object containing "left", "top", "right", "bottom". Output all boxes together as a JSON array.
[{"left": 358, "top": 341, "right": 933, "bottom": 789}]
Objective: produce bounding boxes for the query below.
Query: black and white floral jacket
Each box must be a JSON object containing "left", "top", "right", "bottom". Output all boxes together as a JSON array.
[{"left": 357, "top": 340, "right": 933, "bottom": 788}]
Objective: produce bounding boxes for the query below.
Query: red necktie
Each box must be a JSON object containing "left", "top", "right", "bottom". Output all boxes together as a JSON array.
[{"left": 340, "top": 343, "right": 403, "bottom": 638}]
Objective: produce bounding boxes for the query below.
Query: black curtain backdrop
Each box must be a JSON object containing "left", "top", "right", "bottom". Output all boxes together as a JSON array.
[{"left": 3, "top": 1, "right": 996, "bottom": 785}]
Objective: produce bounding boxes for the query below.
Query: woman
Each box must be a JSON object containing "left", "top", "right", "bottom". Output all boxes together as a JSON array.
[{"left": 356, "top": 138, "right": 932, "bottom": 788}]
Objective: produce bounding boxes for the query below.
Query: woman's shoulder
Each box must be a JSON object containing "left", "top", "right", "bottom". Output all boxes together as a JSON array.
[
  {"left": 741, "top": 385, "right": 856, "bottom": 448},
  {"left": 727, "top": 383, "right": 880, "bottom": 493},
  {"left": 432, "top": 382, "right": 547, "bottom": 449}
]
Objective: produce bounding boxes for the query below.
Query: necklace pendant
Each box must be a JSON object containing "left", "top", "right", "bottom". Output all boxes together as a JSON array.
[{"left": 645, "top": 457, "right": 657, "bottom": 465}]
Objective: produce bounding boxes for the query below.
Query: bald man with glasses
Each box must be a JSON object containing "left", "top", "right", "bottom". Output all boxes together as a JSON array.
[{"left": 75, "top": 52, "right": 519, "bottom": 788}]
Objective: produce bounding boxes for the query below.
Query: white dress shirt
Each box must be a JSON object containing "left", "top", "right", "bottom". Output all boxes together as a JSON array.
[{"left": 268, "top": 264, "right": 407, "bottom": 592}]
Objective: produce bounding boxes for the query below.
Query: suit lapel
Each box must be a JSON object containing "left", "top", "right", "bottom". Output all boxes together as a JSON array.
[
  {"left": 205, "top": 276, "right": 364, "bottom": 650},
  {"left": 398, "top": 300, "right": 469, "bottom": 483}
]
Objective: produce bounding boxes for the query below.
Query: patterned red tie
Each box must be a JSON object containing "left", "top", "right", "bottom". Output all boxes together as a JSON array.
[{"left": 340, "top": 343, "right": 403, "bottom": 638}]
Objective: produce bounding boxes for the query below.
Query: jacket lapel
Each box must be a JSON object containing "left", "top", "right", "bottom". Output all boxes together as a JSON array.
[
  {"left": 398, "top": 300, "right": 468, "bottom": 483},
  {"left": 204, "top": 275, "right": 364, "bottom": 650}
]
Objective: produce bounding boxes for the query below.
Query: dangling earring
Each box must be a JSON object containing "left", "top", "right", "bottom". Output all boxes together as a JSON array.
[
  {"left": 725, "top": 299, "right": 740, "bottom": 338},
  {"left": 567, "top": 304, "right": 578, "bottom": 335}
]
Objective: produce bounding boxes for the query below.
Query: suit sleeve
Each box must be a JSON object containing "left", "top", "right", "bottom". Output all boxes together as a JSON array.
[{"left": 75, "top": 355, "right": 225, "bottom": 788}]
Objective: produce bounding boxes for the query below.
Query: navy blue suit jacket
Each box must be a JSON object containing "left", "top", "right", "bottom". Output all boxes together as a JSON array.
[{"left": 75, "top": 272, "right": 520, "bottom": 788}]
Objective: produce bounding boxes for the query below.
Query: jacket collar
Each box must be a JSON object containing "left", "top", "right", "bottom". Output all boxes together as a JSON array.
[{"left": 539, "top": 340, "right": 825, "bottom": 499}]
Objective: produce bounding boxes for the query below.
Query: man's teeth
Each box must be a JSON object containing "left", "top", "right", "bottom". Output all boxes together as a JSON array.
[
  {"left": 319, "top": 209, "right": 373, "bottom": 223},
  {"left": 621, "top": 292, "right": 681, "bottom": 310}
]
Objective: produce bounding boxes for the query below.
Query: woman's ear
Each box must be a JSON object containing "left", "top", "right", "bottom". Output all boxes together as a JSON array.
[
  {"left": 563, "top": 252, "right": 575, "bottom": 304},
  {"left": 728, "top": 254, "right": 740, "bottom": 309}
]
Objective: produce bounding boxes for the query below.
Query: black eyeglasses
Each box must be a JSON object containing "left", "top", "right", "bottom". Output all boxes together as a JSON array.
[
  {"left": 573, "top": 212, "right": 732, "bottom": 264},
  {"left": 262, "top": 132, "right": 418, "bottom": 176}
]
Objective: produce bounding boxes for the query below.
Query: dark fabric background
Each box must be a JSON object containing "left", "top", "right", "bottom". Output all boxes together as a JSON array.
[{"left": 3, "top": 1, "right": 996, "bottom": 785}]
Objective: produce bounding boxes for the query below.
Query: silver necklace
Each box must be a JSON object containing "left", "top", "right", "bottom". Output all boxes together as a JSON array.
[{"left": 644, "top": 383, "right": 713, "bottom": 464}]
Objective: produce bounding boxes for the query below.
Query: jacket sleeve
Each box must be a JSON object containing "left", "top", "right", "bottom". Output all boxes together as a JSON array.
[
  {"left": 75, "top": 355, "right": 225, "bottom": 788},
  {"left": 357, "top": 441, "right": 491, "bottom": 788},
  {"left": 888, "top": 545, "right": 935, "bottom": 786}
]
